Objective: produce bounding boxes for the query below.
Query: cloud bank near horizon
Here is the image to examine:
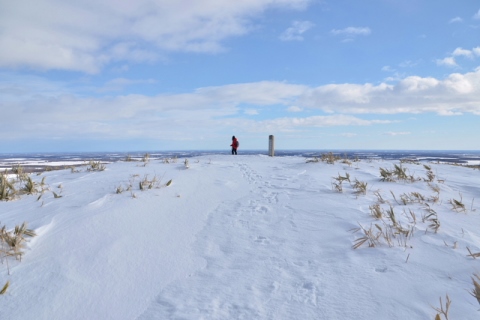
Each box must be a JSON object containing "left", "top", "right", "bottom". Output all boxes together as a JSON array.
[{"left": 1, "top": 68, "right": 479, "bottom": 141}]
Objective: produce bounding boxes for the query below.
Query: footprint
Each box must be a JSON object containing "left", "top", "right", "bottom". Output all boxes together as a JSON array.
[
  {"left": 254, "top": 236, "right": 270, "bottom": 244},
  {"left": 293, "top": 281, "right": 319, "bottom": 306},
  {"left": 375, "top": 266, "right": 388, "bottom": 273}
]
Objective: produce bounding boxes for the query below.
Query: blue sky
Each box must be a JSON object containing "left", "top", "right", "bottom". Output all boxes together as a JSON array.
[{"left": 1, "top": 0, "right": 479, "bottom": 152}]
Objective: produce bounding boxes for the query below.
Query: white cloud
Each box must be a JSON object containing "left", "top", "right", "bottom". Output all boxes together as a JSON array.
[
  {"left": 98, "top": 78, "right": 157, "bottom": 92},
  {"left": 244, "top": 109, "right": 259, "bottom": 115},
  {"left": 331, "top": 27, "right": 371, "bottom": 36},
  {"left": 251, "top": 115, "right": 391, "bottom": 132},
  {"left": 436, "top": 57, "right": 457, "bottom": 67},
  {"left": 382, "top": 66, "right": 395, "bottom": 72},
  {"left": 399, "top": 60, "right": 419, "bottom": 68},
  {"left": 474, "top": 9, "right": 480, "bottom": 19},
  {"left": 473, "top": 47, "right": 480, "bottom": 56},
  {"left": 340, "top": 133, "right": 357, "bottom": 138},
  {"left": 279, "top": 21, "right": 315, "bottom": 41},
  {"left": 287, "top": 106, "right": 303, "bottom": 112},
  {"left": 437, "top": 110, "right": 463, "bottom": 116},
  {"left": 0, "top": 0, "right": 311, "bottom": 73},
  {"left": 449, "top": 17, "right": 463, "bottom": 23},
  {"left": 300, "top": 69, "right": 480, "bottom": 114},
  {"left": 452, "top": 47, "right": 474, "bottom": 59},
  {"left": 382, "top": 132, "right": 410, "bottom": 136},
  {"left": 2, "top": 69, "right": 480, "bottom": 141}
]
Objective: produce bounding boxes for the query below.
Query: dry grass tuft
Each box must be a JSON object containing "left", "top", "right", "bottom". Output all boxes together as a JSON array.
[
  {"left": 470, "top": 274, "right": 480, "bottom": 306},
  {"left": 331, "top": 172, "right": 350, "bottom": 193},
  {"left": 432, "top": 294, "right": 451, "bottom": 320},
  {"left": 369, "top": 204, "right": 383, "bottom": 219},
  {"left": 321, "top": 152, "right": 340, "bottom": 164},
  {"left": 428, "top": 183, "right": 441, "bottom": 203},
  {"left": 449, "top": 194, "right": 466, "bottom": 213},
  {"left": 373, "top": 190, "right": 386, "bottom": 203},
  {"left": 87, "top": 161, "right": 106, "bottom": 172},
  {"left": 421, "top": 204, "right": 440, "bottom": 233},
  {"left": 115, "top": 186, "right": 124, "bottom": 194},
  {"left": 21, "top": 176, "right": 38, "bottom": 195},
  {"left": 0, "top": 172, "right": 16, "bottom": 201},
  {"left": 139, "top": 174, "right": 159, "bottom": 191},
  {"left": 394, "top": 164, "right": 407, "bottom": 179},
  {"left": 380, "top": 164, "right": 415, "bottom": 182},
  {"left": 400, "top": 158, "right": 420, "bottom": 165},
  {"left": 305, "top": 157, "right": 320, "bottom": 163},
  {"left": 352, "top": 224, "right": 381, "bottom": 249},
  {"left": 340, "top": 154, "right": 352, "bottom": 166},
  {"left": 141, "top": 153, "right": 150, "bottom": 163},
  {"left": 352, "top": 179, "right": 368, "bottom": 195},
  {"left": 69, "top": 166, "right": 81, "bottom": 173},
  {"left": 0, "top": 222, "right": 36, "bottom": 274},
  {"left": 379, "top": 167, "right": 395, "bottom": 182},
  {"left": 386, "top": 206, "right": 397, "bottom": 226}
]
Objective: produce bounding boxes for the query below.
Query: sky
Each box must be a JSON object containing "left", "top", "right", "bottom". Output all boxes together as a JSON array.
[{"left": 1, "top": 0, "right": 479, "bottom": 152}]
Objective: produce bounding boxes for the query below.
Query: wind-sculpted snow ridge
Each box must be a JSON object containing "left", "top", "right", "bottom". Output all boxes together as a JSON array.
[{"left": 0, "top": 155, "right": 479, "bottom": 319}]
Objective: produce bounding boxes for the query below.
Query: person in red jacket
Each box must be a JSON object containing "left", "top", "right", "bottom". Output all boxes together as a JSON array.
[{"left": 230, "top": 136, "right": 238, "bottom": 155}]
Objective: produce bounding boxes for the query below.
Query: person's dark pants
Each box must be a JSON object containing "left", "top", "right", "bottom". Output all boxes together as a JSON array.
[{"left": 232, "top": 148, "right": 237, "bottom": 155}]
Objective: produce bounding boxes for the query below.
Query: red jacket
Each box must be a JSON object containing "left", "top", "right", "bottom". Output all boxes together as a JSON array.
[{"left": 231, "top": 138, "right": 238, "bottom": 148}]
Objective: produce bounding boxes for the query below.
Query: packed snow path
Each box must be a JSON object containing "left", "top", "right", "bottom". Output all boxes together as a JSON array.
[
  {"left": 1, "top": 155, "right": 480, "bottom": 319},
  {"left": 139, "top": 157, "right": 380, "bottom": 319}
]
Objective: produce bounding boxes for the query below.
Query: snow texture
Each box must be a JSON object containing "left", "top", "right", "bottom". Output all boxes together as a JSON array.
[{"left": 1, "top": 155, "right": 480, "bottom": 319}]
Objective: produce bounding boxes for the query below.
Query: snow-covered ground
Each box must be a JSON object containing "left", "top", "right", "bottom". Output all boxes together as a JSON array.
[{"left": 1, "top": 155, "right": 479, "bottom": 319}]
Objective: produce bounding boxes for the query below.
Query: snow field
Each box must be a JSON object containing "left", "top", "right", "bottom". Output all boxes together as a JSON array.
[{"left": 0, "top": 155, "right": 479, "bottom": 319}]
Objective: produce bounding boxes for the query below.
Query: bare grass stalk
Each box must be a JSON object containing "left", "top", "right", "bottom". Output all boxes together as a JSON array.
[
  {"left": 341, "top": 154, "right": 352, "bottom": 166},
  {"left": 305, "top": 157, "right": 320, "bottom": 163},
  {"left": 450, "top": 194, "right": 466, "bottom": 213},
  {"left": 374, "top": 190, "right": 386, "bottom": 203},
  {"left": 386, "top": 206, "right": 397, "bottom": 227},
  {"left": 0, "top": 172, "right": 16, "bottom": 201},
  {"left": 141, "top": 153, "right": 150, "bottom": 163},
  {"left": 432, "top": 294, "right": 451, "bottom": 320},
  {"left": 115, "top": 186, "right": 124, "bottom": 194},
  {"left": 466, "top": 247, "right": 480, "bottom": 259},
  {"left": 0, "top": 281, "right": 9, "bottom": 295},
  {"left": 139, "top": 174, "right": 159, "bottom": 191},
  {"left": 369, "top": 204, "right": 383, "bottom": 219},
  {"left": 424, "top": 211, "right": 440, "bottom": 234},
  {"left": 470, "top": 273, "right": 480, "bottom": 306},
  {"left": 352, "top": 223, "right": 381, "bottom": 249},
  {"left": 352, "top": 179, "right": 368, "bottom": 195},
  {"left": 87, "top": 161, "right": 106, "bottom": 172},
  {"left": 52, "top": 191, "right": 62, "bottom": 198},
  {"left": 321, "top": 152, "right": 339, "bottom": 164},
  {"left": 379, "top": 167, "right": 395, "bottom": 182},
  {"left": 332, "top": 172, "right": 350, "bottom": 193}
]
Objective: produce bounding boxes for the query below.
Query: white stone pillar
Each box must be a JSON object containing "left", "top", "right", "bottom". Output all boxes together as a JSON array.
[{"left": 268, "top": 135, "right": 275, "bottom": 157}]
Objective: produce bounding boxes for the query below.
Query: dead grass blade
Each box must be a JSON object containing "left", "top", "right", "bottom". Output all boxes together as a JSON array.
[
  {"left": 0, "top": 281, "right": 9, "bottom": 295},
  {"left": 466, "top": 247, "right": 480, "bottom": 259},
  {"left": 470, "top": 274, "right": 480, "bottom": 306},
  {"left": 432, "top": 294, "right": 451, "bottom": 320}
]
